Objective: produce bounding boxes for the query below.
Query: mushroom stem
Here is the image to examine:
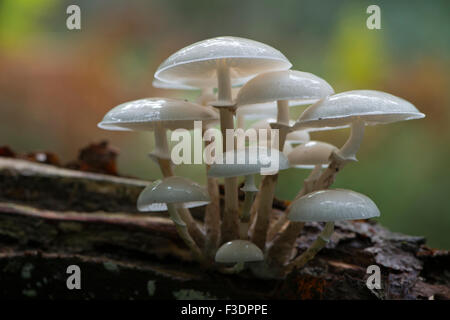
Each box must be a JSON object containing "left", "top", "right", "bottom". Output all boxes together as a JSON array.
[
  {"left": 276, "top": 100, "right": 290, "bottom": 125},
  {"left": 166, "top": 203, "right": 206, "bottom": 264},
  {"left": 217, "top": 62, "right": 232, "bottom": 103},
  {"left": 236, "top": 113, "right": 245, "bottom": 129},
  {"left": 240, "top": 175, "right": 257, "bottom": 239},
  {"left": 337, "top": 117, "right": 365, "bottom": 161},
  {"left": 286, "top": 222, "right": 334, "bottom": 272},
  {"left": 153, "top": 126, "right": 205, "bottom": 247},
  {"left": 200, "top": 90, "right": 221, "bottom": 259},
  {"left": 267, "top": 152, "right": 348, "bottom": 266},
  {"left": 249, "top": 103, "right": 289, "bottom": 249},
  {"left": 304, "top": 164, "right": 322, "bottom": 193},
  {"left": 203, "top": 139, "right": 221, "bottom": 258},
  {"left": 154, "top": 124, "right": 170, "bottom": 158},
  {"left": 266, "top": 163, "right": 320, "bottom": 242},
  {"left": 219, "top": 262, "right": 245, "bottom": 274},
  {"left": 250, "top": 173, "right": 278, "bottom": 249},
  {"left": 216, "top": 62, "right": 239, "bottom": 243},
  {"left": 241, "top": 175, "right": 256, "bottom": 221}
]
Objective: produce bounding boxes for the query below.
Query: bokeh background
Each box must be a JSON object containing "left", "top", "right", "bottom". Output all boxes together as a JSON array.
[{"left": 0, "top": 0, "right": 449, "bottom": 248}]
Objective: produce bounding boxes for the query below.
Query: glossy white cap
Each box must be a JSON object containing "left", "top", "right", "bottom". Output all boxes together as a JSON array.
[
  {"left": 137, "top": 176, "right": 210, "bottom": 212},
  {"left": 215, "top": 240, "right": 264, "bottom": 263},
  {"left": 98, "top": 97, "right": 218, "bottom": 131},
  {"left": 155, "top": 36, "right": 291, "bottom": 87},
  {"left": 236, "top": 102, "right": 278, "bottom": 120},
  {"left": 287, "top": 141, "right": 338, "bottom": 169},
  {"left": 288, "top": 189, "right": 380, "bottom": 222},
  {"left": 208, "top": 146, "right": 290, "bottom": 177},
  {"left": 295, "top": 90, "right": 425, "bottom": 130},
  {"left": 152, "top": 78, "right": 198, "bottom": 90},
  {"left": 236, "top": 70, "right": 334, "bottom": 106}
]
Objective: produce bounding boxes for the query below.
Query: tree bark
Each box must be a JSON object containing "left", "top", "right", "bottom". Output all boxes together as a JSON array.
[{"left": 0, "top": 157, "right": 448, "bottom": 300}]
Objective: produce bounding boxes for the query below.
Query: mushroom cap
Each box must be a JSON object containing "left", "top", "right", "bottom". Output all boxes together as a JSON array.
[
  {"left": 295, "top": 90, "right": 425, "bottom": 130},
  {"left": 152, "top": 78, "right": 199, "bottom": 90},
  {"left": 286, "top": 129, "right": 310, "bottom": 143},
  {"left": 98, "top": 97, "right": 219, "bottom": 131},
  {"left": 215, "top": 240, "right": 264, "bottom": 263},
  {"left": 137, "top": 176, "right": 210, "bottom": 212},
  {"left": 288, "top": 189, "right": 380, "bottom": 222},
  {"left": 236, "top": 102, "right": 278, "bottom": 120},
  {"left": 208, "top": 146, "right": 290, "bottom": 177},
  {"left": 250, "top": 118, "right": 310, "bottom": 143},
  {"left": 155, "top": 36, "right": 291, "bottom": 87},
  {"left": 236, "top": 70, "right": 334, "bottom": 107},
  {"left": 287, "top": 141, "right": 338, "bottom": 169}
]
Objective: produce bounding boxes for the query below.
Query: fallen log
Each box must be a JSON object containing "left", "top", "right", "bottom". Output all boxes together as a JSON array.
[{"left": 0, "top": 157, "right": 448, "bottom": 299}]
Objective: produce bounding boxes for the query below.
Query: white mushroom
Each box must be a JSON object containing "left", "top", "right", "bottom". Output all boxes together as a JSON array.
[
  {"left": 155, "top": 36, "right": 292, "bottom": 242},
  {"left": 235, "top": 70, "right": 333, "bottom": 249},
  {"left": 98, "top": 97, "right": 217, "bottom": 246},
  {"left": 267, "top": 141, "right": 338, "bottom": 241},
  {"left": 236, "top": 70, "right": 334, "bottom": 146},
  {"left": 98, "top": 97, "right": 218, "bottom": 171},
  {"left": 294, "top": 90, "right": 425, "bottom": 161},
  {"left": 287, "top": 189, "right": 380, "bottom": 270},
  {"left": 216, "top": 240, "right": 263, "bottom": 263},
  {"left": 152, "top": 78, "right": 199, "bottom": 91},
  {"left": 215, "top": 239, "right": 263, "bottom": 273},
  {"left": 137, "top": 176, "right": 210, "bottom": 263}
]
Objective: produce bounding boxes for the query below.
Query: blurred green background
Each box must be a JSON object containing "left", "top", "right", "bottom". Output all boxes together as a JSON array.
[{"left": 0, "top": 0, "right": 449, "bottom": 248}]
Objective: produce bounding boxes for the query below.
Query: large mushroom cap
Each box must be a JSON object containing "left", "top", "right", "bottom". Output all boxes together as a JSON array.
[
  {"left": 288, "top": 141, "right": 338, "bottom": 169},
  {"left": 295, "top": 90, "right": 425, "bottom": 130},
  {"left": 208, "top": 146, "right": 290, "bottom": 177},
  {"left": 236, "top": 70, "right": 334, "bottom": 106},
  {"left": 289, "top": 189, "right": 380, "bottom": 222},
  {"left": 137, "top": 176, "right": 210, "bottom": 212},
  {"left": 215, "top": 240, "right": 264, "bottom": 263},
  {"left": 155, "top": 36, "right": 291, "bottom": 87},
  {"left": 98, "top": 97, "right": 218, "bottom": 131}
]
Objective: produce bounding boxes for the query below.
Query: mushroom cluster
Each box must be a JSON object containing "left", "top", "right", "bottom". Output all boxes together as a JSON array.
[{"left": 98, "top": 36, "right": 425, "bottom": 277}]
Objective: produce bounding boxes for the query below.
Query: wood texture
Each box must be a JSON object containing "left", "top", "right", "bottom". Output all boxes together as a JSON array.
[{"left": 0, "top": 157, "right": 448, "bottom": 300}]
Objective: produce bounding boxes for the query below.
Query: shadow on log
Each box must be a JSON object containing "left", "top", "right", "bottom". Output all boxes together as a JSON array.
[{"left": 0, "top": 157, "right": 449, "bottom": 300}]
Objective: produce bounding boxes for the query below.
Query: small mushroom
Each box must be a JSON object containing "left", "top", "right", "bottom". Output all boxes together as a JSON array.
[
  {"left": 98, "top": 97, "right": 218, "bottom": 175},
  {"left": 215, "top": 239, "right": 263, "bottom": 273},
  {"left": 99, "top": 97, "right": 217, "bottom": 245},
  {"left": 236, "top": 70, "right": 334, "bottom": 147},
  {"left": 235, "top": 70, "right": 333, "bottom": 249},
  {"left": 294, "top": 90, "right": 425, "bottom": 161},
  {"left": 267, "top": 141, "right": 338, "bottom": 241},
  {"left": 288, "top": 141, "right": 338, "bottom": 170},
  {"left": 137, "top": 176, "right": 210, "bottom": 262},
  {"left": 155, "top": 37, "right": 292, "bottom": 242},
  {"left": 286, "top": 189, "right": 380, "bottom": 270}
]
